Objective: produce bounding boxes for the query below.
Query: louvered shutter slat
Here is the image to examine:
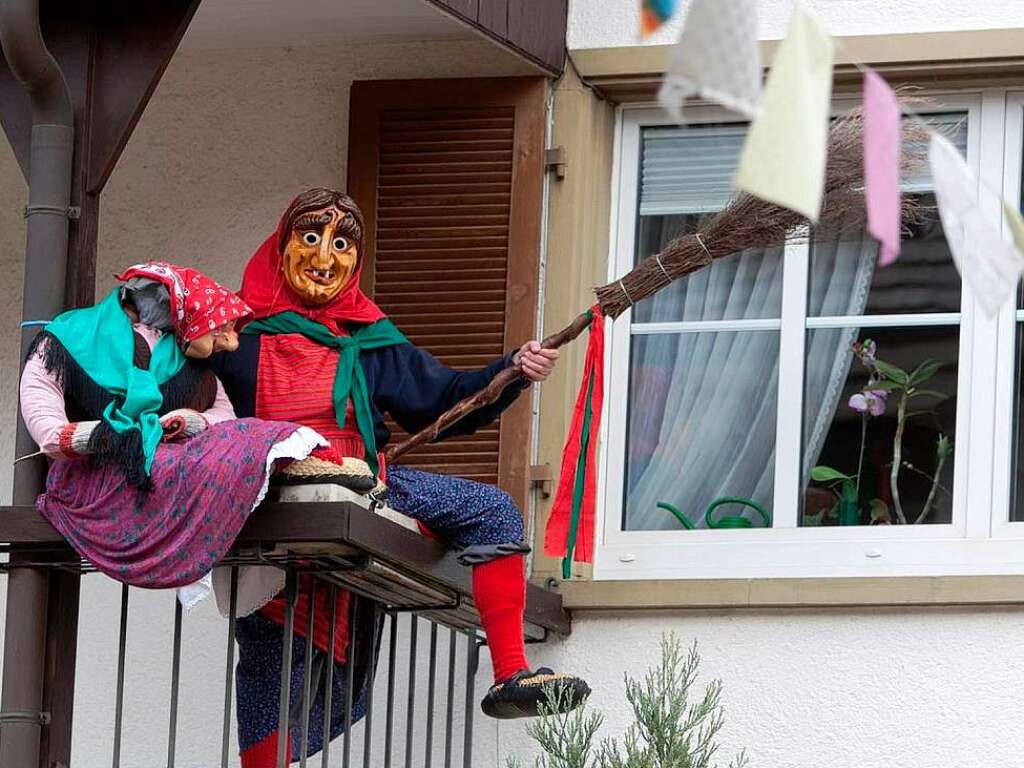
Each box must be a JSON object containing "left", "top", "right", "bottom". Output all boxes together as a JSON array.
[
  {"left": 370, "top": 105, "right": 517, "bottom": 486},
  {"left": 349, "top": 78, "right": 545, "bottom": 511}
]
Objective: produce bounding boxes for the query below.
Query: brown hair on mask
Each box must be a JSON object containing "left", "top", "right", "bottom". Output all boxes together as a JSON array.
[{"left": 280, "top": 187, "right": 365, "bottom": 255}]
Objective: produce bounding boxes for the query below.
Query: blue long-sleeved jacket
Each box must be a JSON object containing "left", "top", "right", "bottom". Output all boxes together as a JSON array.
[{"left": 209, "top": 332, "right": 527, "bottom": 448}]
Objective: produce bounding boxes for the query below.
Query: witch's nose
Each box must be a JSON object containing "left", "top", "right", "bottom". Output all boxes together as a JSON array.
[{"left": 312, "top": 236, "right": 333, "bottom": 267}]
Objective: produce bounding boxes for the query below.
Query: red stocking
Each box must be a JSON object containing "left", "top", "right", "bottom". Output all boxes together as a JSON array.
[{"left": 472, "top": 554, "right": 529, "bottom": 682}]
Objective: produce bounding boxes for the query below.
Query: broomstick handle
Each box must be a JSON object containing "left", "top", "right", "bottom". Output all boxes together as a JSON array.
[{"left": 384, "top": 310, "right": 594, "bottom": 463}]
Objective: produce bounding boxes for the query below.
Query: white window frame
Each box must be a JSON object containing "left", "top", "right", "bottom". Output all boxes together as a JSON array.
[
  {"left": 595, "top": 89, "right": 1024, "bottom": 581},
  {"left": 993, "top": 90, "right": 1024, "bottom": 539}
]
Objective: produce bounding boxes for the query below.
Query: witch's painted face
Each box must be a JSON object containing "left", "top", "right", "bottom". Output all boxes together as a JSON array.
[
  {"left": 184, "top": 321, "right": 239, "bottom": 359},
  {"left": 281, "top": 205, "right": 360, "bottom": 306}
]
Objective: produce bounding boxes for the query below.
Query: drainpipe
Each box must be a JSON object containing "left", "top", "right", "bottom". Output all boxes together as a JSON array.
[{"left": 0, "top": 1, "right": 73, "bottom": 765}]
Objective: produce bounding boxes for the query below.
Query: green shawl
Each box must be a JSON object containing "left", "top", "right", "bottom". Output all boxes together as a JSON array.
[
  {"left": 242, "top": 311, "right": 407, "bottom": 475},
  {"left": 44, "top": 290, "right": 186, "bottom": 475}
]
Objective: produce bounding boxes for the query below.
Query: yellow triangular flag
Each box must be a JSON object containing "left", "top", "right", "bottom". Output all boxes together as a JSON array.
[
  {"left": 735, "top": 6, "right": 834, "bottom": 222},
  {"left": 1004, "top": 201, "right": 1024, "bottom": 254}
]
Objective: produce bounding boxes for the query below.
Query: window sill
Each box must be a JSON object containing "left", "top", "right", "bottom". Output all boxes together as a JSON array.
[{"left": 557, "top": 575, "right": 1024, "bottom": 610}]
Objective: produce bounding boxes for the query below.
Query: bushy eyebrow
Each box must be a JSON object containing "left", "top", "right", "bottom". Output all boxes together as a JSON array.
[
  {"left": 337, "top": 213, "right": 362, "bottom": 241},
  {"left": 294, "top": 211, "right": 332, "bottom": 230}
]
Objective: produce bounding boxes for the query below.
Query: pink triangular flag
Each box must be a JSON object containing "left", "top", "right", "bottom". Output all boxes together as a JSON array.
[{"left": 863, "top": 69, "right": 901, "bottom": 266}]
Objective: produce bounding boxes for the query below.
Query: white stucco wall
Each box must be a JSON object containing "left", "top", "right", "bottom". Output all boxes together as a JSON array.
[
  {"left": 502, "top": 607, "right": 1024, "bottom": 767},
  {"left": 568, "top": 0, "right": 1024, "bottom": 50}
]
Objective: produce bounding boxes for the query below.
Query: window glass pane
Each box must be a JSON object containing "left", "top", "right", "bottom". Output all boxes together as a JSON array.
[
  {"left": 1012, "top": 317, "right": 1024, "bottom": 521},
  {"left": 623, "top": 331, "right": 777, "bottom": 531},
  {"left": 809, "top": 113, "right": 967, "bottom": 317},
  {"left": 634, "top": 124, "right": 781, "bottom": 323},
  {"left": 1010, "top": 123, "right": 1024, "bottom": 522},
  {"left": 802, "top": 326, "right": 958, "bottom": 527}
]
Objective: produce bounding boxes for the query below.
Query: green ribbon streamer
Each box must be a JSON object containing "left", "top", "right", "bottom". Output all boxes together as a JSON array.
[
  {"left": 44, "top": 290, "right": 186, "bottom": 476},
  {"left": 243, "top": 312, "right": 407, "bottom": 475},
  {"left": 562, "top": 365, "right": 596, "bottom": 580}
]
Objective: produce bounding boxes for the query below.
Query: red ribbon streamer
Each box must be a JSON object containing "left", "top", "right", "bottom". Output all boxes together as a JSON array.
[{"left": 544, "top": 305, "right": 605, "bottom": 568}]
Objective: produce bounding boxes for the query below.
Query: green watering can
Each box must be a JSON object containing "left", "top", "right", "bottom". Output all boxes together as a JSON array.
[{"left": 657, "top": 496, "right": 772, "bottom": 530}]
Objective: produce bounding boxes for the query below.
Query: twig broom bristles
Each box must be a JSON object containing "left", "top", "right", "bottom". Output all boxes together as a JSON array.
[{"left": 385, "top": 109, "right": 930, "bottom": 463}]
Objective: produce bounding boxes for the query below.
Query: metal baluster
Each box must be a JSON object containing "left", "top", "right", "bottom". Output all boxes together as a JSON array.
[
  {"left": 111, "top": 584, "right": 129, "bottom": 768},
  {"left": 167, "top": 598, "right": 183, "bottom": 768},
  {"left": 278, "top": 570, "right": 298, "bottom": 768},
  {"left": 462, "top": 635, "right": 480, "bottom": 768},
  {"left": 220, "top": 568, "right": 239, "bottom": 768},
  {"left": 299, "top": 578, "right": 316, "bottom": 767},
  {"left": 343, "top": 599, "right": 357, "bottom": 768},
  {"left": 361, "top": 605, "right": 381, "bottom": 768},
  {"left": 321, "top": 586, "right": 338, "bottom": 768},
  {"left": 403, "top": 617, "right": 418, "bottom": 768},
  {"left": 443, "top": 629, "right": 457, "bottom": 768},
  {"left": 384, "top": 614, "right": 398, "bottom": 768},
  {"left": 424, "top": 623, "right": 438, "bottom": 768}
]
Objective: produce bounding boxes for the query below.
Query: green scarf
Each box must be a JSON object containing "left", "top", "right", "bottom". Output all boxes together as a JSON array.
[
  {"left": 45, "top": 290, "right": 186, "bottom": 475},
  {"left": 243, "top": 312, "right": 407, "bottom": 475}
]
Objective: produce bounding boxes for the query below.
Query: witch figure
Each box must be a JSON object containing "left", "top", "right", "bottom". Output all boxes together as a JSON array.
[
  {"left": 19, "top": 262, "right": 323, "bottom": 601},
  {"left": 211, "top": 187, "right": 590, "bottom": 766}
]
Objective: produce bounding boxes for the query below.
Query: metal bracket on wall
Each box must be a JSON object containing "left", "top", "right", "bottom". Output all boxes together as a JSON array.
[
  {"left": 23, "top": 205, "right": 80, "bottom": 219},
  {"left": 545, "top": 146, "right": 567, "bottom": 180},
  {"left": 0, "top": 709, "right": 51, "bottom": 726},
  {"left": 530, "top": 463, "right": 553, "bottom": 497}
]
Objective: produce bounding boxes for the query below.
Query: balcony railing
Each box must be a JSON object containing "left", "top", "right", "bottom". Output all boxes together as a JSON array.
[{"left": 0, "top": 490, "right": 569, "bottom": 767}]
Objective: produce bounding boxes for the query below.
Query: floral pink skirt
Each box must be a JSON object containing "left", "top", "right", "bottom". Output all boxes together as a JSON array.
[{"left": 38, "top": 418, "right": 307, "bottom": 588}]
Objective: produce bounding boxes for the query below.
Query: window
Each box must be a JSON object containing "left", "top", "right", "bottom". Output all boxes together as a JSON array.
[{"left": 599, "top": 91, "right": 1024, "bottom": 580}]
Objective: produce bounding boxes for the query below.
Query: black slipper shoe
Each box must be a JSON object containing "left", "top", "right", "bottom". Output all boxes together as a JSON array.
[{"left": 480, "top": 667, "right": 591, "bottom": 719}]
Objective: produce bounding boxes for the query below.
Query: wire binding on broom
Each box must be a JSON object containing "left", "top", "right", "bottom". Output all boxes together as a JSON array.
[{"left": 617, "top": 280, "right": 633, "bottom": 307}]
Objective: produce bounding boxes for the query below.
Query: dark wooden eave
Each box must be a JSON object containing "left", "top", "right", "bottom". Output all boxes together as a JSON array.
[
  {"left": 425, "top": 0, "right": 568, "bottom": 75},
  {"left": 0, "top": 500, "right": 572, "bottom": 638},
  {"left": 0, "top": 0, "right": 202, "bottom": 307}
]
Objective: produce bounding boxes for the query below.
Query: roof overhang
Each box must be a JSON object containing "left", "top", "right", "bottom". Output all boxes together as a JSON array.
[{"left": 180, "top": 0, "right": 567, "bottom": 76}]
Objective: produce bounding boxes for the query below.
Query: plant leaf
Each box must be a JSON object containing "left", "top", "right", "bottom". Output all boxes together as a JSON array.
[
  {"left": 811, "top": 466, "right": 853, "bottom": 483},
  {"left": 874, "top": 359, "right": 908, "bottom": 384},
  {"left": 909, "top": 388, "right": 946, "bottom": 400},
  {"left": 909, "top": 359, "right": 943, "bottom": 384},
  {"left": 869, "top": 380, "right": 902, "bottom": 391}
]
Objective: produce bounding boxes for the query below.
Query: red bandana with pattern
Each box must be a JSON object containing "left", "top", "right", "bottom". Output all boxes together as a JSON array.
[{"left": 116, "top": 261, "right": 252, "bottom": 344}]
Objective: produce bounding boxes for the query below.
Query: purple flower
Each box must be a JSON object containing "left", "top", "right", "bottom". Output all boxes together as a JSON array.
[
  {"left": 851, "top": 339, "right": 878, "bottom": 367},
  {"left": 849, "top": 389, "right": 887, "bottom": 416}
]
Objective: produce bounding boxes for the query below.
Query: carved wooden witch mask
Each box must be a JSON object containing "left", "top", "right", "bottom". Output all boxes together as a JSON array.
[{"left": 279, "top": 189, "right": 364, "bottom": 306}]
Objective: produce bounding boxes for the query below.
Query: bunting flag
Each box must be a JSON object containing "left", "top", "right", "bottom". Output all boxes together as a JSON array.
[
  {"left": 735, "top": 6, "right": 834, "bottom": 222},
  {"left": 1005, "top": 202, "right": 1024, "bottom": 253},
  {"left": 641, "top": 0, "right": 680, "bottom": 36},
  {"left": 930, "top": 133, "right": 1024, "bottom": 317},
  {"left": 658, "top": 0, "right": 761, "bottom": 123},
  {"left": 863, "top": 69, "right": 902, "bottom": 266},
  {"left": 545, "top": 306, "right": 605, "bottom": 579}
]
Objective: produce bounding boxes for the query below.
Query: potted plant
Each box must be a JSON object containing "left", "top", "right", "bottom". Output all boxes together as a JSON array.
[{"left": 810, "top": 339, "right": 952, "bottom": 526}]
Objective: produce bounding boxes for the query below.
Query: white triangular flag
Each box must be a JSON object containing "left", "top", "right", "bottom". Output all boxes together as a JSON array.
[
  {"left": 658, "top": 0, "right": 761, "bottom": 122},
  {"left": 929, "top": 133, "right": 1024, "bottom": 317}
]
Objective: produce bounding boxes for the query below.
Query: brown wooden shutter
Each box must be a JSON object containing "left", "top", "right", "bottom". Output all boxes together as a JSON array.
[{"left": 348, "top": 77, "right": 546, "bottom": 512}]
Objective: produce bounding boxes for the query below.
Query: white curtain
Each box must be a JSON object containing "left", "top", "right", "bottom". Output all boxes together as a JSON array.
[{"left": 623, "top": 230, "right": 876, "bottom": 530}]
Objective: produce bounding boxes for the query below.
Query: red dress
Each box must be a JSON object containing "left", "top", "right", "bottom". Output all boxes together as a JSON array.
[{"left": 255, "top": 333, "right": 364, "bottom": 663}]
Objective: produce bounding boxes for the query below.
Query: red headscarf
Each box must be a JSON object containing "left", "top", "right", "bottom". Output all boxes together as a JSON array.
[
  {"left": 239, "top": 200, "right": 385, "bottom": 333},
  {"left": 116, "top": 261, "right": 252, "bottom": 344}
]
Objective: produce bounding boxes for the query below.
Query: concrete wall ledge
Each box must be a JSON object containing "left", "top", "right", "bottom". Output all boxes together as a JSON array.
[{"left": 558, "top": 575, "right": 1024, "bottom": 610}]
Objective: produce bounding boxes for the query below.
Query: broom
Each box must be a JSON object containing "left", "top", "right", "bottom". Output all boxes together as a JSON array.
[{"left": 385, "top": 108, "right": 930, "bottom": 465}]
